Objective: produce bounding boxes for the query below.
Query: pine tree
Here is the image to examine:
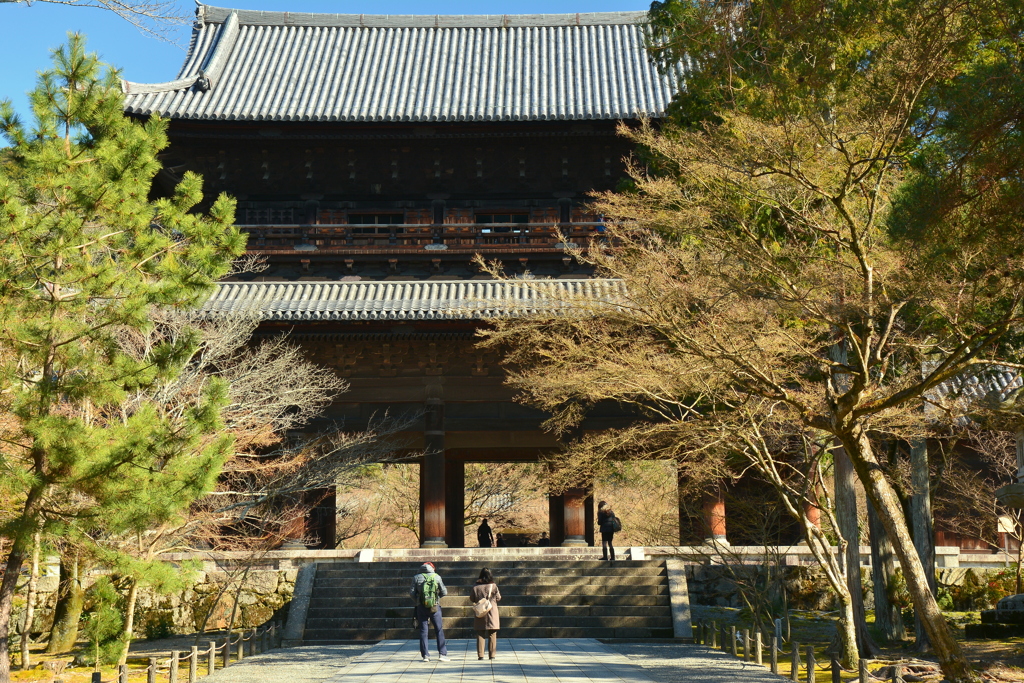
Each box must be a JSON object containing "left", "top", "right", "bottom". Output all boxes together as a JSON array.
[{"left": 0, "top": 34, "right": 244, "bottom": 682}]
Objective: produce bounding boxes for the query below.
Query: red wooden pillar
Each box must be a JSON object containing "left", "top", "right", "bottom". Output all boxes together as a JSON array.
[
  {"left": 701, "top": 486, "right": 728, "bottom": 544},
  {"left": 584, "top": 494, "right": 595, "bottom": 547},
  {"left": 421, "top": 398, "right": 447, "bottom": 548},
  {"left": 303, "top": 487, "right": 336, "bottom": 549},
  {"left": 549, "top": 494, "right": 565, "bottom": 546},
  {"left": 562, "top": 487, "right": 588, "bottom": 546},
  {"left": 445, "top": 458, "right": 465, "bottom": 548}
]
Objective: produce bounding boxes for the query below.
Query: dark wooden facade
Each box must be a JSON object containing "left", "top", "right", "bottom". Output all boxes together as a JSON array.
[{"left": 130, "top": 5, "right": 682, "bottom": 548}]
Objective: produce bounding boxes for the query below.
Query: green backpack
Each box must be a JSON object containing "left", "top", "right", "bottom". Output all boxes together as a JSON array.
[{"left": 419, "top": 573, "right": 440, "bottom": 611}]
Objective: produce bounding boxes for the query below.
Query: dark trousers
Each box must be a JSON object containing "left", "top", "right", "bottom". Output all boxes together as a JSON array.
[
  {"left": 415, "top": 605, "right": 447, "bottom": 657},
  {"left": 601, "top": 531, "right": 615, "bottom": 560}
]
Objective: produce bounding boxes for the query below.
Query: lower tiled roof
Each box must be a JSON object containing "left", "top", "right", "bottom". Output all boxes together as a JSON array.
[{"left": 200, "top": 278, "right": 624, "bottom": 321}]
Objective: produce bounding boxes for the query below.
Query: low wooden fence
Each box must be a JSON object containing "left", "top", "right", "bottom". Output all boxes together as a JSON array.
[
  {"left": 692, "top": 619, "right": 912, "bottom": 683},
  {"left": 98, "top": 622, "right": 283, "bottom": 683}
]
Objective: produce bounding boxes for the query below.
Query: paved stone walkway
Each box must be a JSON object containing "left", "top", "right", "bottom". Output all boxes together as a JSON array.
[
  {"left": 326, "top": 639, "right": 660, "bottom": 682},
  {"left": 196, "top": 640, "right": 787, "bottom": 682}
]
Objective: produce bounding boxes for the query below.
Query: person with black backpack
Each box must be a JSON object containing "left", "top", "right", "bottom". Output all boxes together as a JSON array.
[
  {"left": 597, "top": 501, "right": 622, "bottom": 562},
  {"left": 409, "top": 562, "right": 449, "bottom": 662}
]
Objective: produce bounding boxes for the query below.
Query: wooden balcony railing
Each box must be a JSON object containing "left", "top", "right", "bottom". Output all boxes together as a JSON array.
[{"left": 237, "top": 223, "right": 610, "bottom": 251}]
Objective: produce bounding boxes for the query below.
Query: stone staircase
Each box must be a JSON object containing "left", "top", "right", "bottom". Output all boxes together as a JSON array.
[{"left": 302, "top": 559, "right": 674, "bottom": 642}]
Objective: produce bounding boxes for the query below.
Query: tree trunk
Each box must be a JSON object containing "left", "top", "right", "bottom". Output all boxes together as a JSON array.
[
  {"left": 19, "top": 533, "right": 41, "bottom": 670},
  {"left": 842, "top": 427, "right": 979, "bottom": 682},
  {"left": 868, "top": 499, "right": 906, "bottom": 642},
  {"left": 0, "top": 486, "right": 46, "bottom": 683},
  {"left": 117, "top": 580, "right": 139, "bottom": 666},
  {"left": 910, "top": 438, "right": 936, "bottom": 651},
  {"left": 0, "top": 537, "right": 30, "bottom": 683},
  {"left": 46, "top": 554, "right": 84, "bottom": 654},
  {"left": 834, "top": 443, "right": 879, "bottom": 656}
]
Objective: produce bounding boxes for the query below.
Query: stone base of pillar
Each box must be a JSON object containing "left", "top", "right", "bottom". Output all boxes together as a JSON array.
[
  {"left": 421, "top": 538, "right": 448, "bottom": 548},
  {"left": 704, "top": 535, "right": 730, "bottom": 545},
  {"left": 561, "top": 536, "right": 587, "bottom": 547}
]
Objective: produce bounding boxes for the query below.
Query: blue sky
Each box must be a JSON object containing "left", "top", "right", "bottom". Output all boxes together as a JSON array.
[{"left": 1, "top": 0, "right": 650, "bottom": 123}]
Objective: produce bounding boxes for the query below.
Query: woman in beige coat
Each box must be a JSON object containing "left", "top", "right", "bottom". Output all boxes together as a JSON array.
[{"left": 469, "top": 567, "right": 502, "bottom": 659}]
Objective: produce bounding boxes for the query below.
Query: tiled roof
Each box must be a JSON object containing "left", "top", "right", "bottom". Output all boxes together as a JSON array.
[
  {"left": 199, "top": 278, "right": 625, "bottom": 321},
  {"left": 122, "top": 5, "right": 678, "bottom": 122}
]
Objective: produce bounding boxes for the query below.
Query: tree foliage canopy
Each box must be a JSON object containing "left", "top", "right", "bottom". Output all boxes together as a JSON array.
[{"left": 0, "top": 34, "right": 244, "bottom": 682}]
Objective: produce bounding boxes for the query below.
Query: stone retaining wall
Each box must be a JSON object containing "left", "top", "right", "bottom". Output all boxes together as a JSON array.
[{"left": 12, "top": 568, "right": 296, "bottom": 639}]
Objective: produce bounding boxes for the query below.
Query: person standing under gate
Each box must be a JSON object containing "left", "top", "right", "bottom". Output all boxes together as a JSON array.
[
  {"left": 469, "top": 567, "right": 502, "bottom": 660},
  {"left": 410, "top": 562, "right": 450, "bottom": 662},
  {"left": 477, "top": 518, "right": 494, "bottom": 547},
  {"left": 598, "top": 501, "right": 621, "bottom": 562}
]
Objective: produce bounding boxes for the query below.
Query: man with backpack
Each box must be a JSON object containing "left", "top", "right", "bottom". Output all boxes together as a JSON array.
[{"left": 410, "top": 562, "right": 449, "bottom": 662}]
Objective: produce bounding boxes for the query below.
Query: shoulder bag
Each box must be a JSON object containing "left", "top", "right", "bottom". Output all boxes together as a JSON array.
[{"left": 472, "top": 584, "right": 495, "bottom": 618}]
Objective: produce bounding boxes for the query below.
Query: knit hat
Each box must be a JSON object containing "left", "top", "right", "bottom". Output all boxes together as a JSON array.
[{"left": 421, "top": 562, "right": 435, "bottom": 573}]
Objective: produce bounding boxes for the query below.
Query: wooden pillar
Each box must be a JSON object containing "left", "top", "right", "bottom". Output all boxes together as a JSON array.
[
  {"left": 562, "top": 487, "right": 587, "bottom": 546},
  {"left": 702, "top": 486, "right": 728, "bottom": 544},
  {"left": 421, "top": 398, "right": 447, "bottom": 548},
  {"left": 584, "top": 493, "right": 595, "bottom": 547},
  {"left": 303, "top": 488, "right": 336, "bottom": 549},
  {"left": 548, "top": 494, "right": 565, "bottom": 546},
  {"left": 445, "top": 458, "right": 465, "bottom": 548}
]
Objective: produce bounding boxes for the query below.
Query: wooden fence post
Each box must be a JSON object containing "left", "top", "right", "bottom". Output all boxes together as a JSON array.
[
  {"left": 711, "top": 621, "right": 718, "bottom": 648},
  {"left": 754, "top": 630, "right": 762, "bottom": 666},
  {"left": 169, "top": 650, "right": 179, "bottom": 683},
  {"left": 222, "top": 636, "right": 230, "bottom": 668},
  {"left": 208, "top": 641, "right": 216, "bottom": 675},
  {"left": 891, "top": 662, "right": 901, "bottom": 683},
  {"left": 730, "top": 625, "right": 737, "bottom": 657},
  {"left": 119, "top": 664, "right": 127, "bottom": 683},
  {"left": 831, "top": 655, "right": 841, "bottom": 683},
  {"left": 790, "top": 642, "right": 799, "bottom": 682},
  {"left": 770, "top": 636, "right": 778, "bottom": 675},
  {"left": 189, "top": 646, "right": 198, "bottom": 683},
  {"left": 806, "top": 645, "right": 815, "bottom": 683},
  {"left": 148, "top": 656, "right": 157, "bottom": 683},
  {"left": 859, "top": 659, "right": 869, "bottom": 683},
  {"left": 249, "top": 629, "right": 256, "bottom": 657}
]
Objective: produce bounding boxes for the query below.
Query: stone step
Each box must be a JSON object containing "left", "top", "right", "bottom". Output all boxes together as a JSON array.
[
  {"left": 312, "top": 575, "right": 666, "bottom": 588},
  {"left": 306, "top": 604, "right": 670, "bottom": 618},
  {"left": 965, "top": 622, "right": 1024, "bottom": 639},
  {"left": 305, "top": 614, "right": 661, "bottom": 629},
  {"left": 300, "top": 558, "right": 674, "bottom": 643},
  {"left": 306, "top": 594, "right": 669, "bottom": 608},
  {"left": 310, "top": 583, "right": 668, "bottom": 597},
  {"left": 302, "top": 626, "right": 676, "bottom": 641},
  {"left": 315, "top": 560, "right": 660, "bottom": 571},
  {"left": 313, "top": 566, "right": 666, "bottom": 578}
]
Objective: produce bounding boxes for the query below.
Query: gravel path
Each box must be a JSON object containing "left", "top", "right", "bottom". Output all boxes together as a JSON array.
[{"left": 604, "top": 642, "right": 789, "bottom": 683}]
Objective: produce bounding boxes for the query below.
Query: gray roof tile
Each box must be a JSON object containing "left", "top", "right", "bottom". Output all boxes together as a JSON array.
[
  {"left": 200, "top": 278, "right": 625, "bottom": 321},
  {"left": 122, "top": 5, "right": 678, "bottom": 122}
]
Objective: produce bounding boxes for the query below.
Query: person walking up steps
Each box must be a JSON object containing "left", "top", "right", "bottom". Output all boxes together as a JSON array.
[
  {"left": 469, "top": 567, "right": 502, "bottom": 660},
  {"left": 410, "top": 562, "right": 449, "bottom": 662},
  {"left": 597, "top": 501, "right": 621, "bottom": 562}
]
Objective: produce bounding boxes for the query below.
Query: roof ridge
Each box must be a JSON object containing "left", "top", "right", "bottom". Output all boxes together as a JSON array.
[{"left": 197, "top": 4, "right": 647, "bottom": 28}]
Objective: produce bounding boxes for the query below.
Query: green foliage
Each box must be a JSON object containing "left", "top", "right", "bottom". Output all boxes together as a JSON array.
[
  {"left": 946, "top": 569, "right": 1016, "bottom": 611},
  {"left": 141, "top": 612, "right": 174, "bottom": 642},
  {"left": 0, "top": 33, "right": 243, "bottom": 555},
  {"left": 82, "top": 578, "right": 124, "bottom": 668},
  {"left": 0, "top": 33, "right": 245, "bottom": 674}
]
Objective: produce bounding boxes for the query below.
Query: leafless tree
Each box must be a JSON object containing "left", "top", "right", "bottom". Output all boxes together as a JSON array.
[{"left": 0, "top": 0, "right": 189, "bottom": 40}]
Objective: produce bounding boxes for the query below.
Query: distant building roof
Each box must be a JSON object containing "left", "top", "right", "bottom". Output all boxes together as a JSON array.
[
  {"left": 122, "top": 5, "right": 678, "bottom": 123},
  {"left": 200, "top": 278, "right": 625, "bottom": 322}
]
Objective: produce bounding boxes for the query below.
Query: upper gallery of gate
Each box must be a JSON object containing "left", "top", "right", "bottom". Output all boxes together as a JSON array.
[{"left": 122, "top": 5, "right": 678, "bottom": 122}]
